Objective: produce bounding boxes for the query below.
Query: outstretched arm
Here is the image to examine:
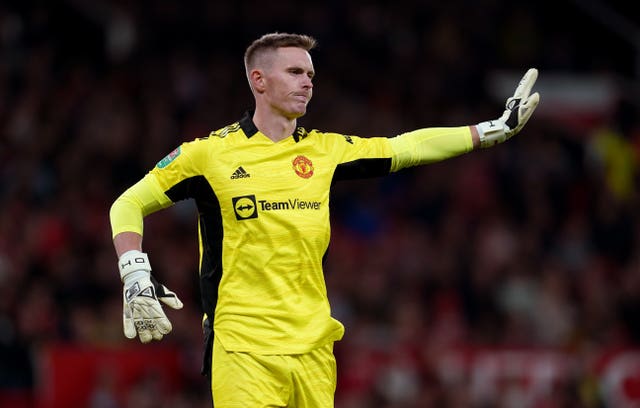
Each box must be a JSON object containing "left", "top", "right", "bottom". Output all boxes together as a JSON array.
[{"left": 389, "top": 68, "right": 540, "bottom": 171}]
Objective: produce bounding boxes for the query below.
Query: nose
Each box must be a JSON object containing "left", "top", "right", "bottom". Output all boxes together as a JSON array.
[{"left": 302, "top": 76, "right": 313, "bottom": 89}]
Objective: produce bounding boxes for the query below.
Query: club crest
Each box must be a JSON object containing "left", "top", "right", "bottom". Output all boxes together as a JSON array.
[{"left": 292, "top": 155, "right": 314, "bottom": 179}]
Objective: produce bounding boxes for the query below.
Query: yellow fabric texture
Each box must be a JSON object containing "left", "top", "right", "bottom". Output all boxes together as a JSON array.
[
  {"left": 109, "top": 174, "right": 173, "bottom": 236},
  {"left": 389, "top": 126, "right": 473, "bottom": 171},
  {"left": 211, "top": 336, "right": 336, "bottom": 408}
]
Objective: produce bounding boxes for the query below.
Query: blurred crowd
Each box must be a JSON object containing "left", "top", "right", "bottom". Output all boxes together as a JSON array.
[{"left": 1, "top": 1, "right": 639, "bottom": 407}]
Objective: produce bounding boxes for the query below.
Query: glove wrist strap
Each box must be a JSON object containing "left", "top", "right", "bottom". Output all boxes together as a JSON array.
[
  {"left": 476, "top": 120, "right": 507, "bottom": 148},
  {"left": 119, "top": 250, "right": 151, "bottom": 282}
]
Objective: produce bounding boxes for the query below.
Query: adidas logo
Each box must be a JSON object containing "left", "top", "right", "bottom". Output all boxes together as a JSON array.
[{"left": 230, "top": 166, "right": 251, "bottom": 179}]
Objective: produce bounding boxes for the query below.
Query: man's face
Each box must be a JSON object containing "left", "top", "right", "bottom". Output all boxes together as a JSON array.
[{"left": 260, "top": 47, "right": 314, "bottom": 119}]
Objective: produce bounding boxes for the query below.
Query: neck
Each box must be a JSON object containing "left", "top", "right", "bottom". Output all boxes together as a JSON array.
[{"left": 252, "top": 107, "right": 297, "bottom": 142}]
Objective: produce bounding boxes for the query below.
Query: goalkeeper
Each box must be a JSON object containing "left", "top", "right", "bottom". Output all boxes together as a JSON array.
[{"left": 110, "top": 32, "right": 539, "bottom": 408}]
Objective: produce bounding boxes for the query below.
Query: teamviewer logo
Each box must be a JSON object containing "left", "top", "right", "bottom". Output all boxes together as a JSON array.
[{"left": 232, "top": 195, "right": 258, "bottom": 220}]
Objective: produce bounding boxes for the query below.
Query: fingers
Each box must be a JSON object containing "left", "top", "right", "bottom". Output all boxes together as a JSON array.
[
  {"left": 123, "top": 303, "right": 138, "bottom": 339},
  {"left": 153, "top": 279, "right": 184, "bottom": 310},
  {"left": 137, "top": 322, "right": 154, "bottom": 343},
  {"left": 134, "top": 318, "right": 171, "bottom": 343},
  {"left": 158, "top": 287, "right": 184, "bottom": 310},
  {"left": 127, "top": 297, "right": 174, "bottom": 343},
  {"left": 525, "top": 92, "right": 540, "bottom": 110},
  {"left": 519, "top": 92, "right": 540, "bottom": 126},
  {"left": 513, "top": 68, "right": 538, "bottom": 100},
  {"left": 156, "top": 316, "right": 173, "bottom": 334}
]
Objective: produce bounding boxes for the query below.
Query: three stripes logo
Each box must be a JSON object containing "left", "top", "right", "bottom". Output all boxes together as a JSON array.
[{"left": 230, "top": 166, "right": 250, "bottom": 179}]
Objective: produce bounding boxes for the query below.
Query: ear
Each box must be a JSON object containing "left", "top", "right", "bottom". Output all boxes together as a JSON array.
[{"left": 249, "top": 69, "right": 266, "bottom": 94}]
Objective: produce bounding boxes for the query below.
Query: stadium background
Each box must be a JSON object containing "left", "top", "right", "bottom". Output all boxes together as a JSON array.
[{"left": 1, "top": 1, "right": 639, "bottom": 407}]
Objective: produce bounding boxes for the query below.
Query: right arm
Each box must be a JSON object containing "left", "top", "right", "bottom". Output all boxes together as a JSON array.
[
  {"left": 110, "top": 173, "right": 173, "bottom": 254},
  {"left": 110, "top": 138, "right": 209, "bottom": 343},
  {"left": 113, "top": 231, "right": 143, "bottom": 257},
  {"left": 111, "top": 136, "right": 212, "bottom": 247}
]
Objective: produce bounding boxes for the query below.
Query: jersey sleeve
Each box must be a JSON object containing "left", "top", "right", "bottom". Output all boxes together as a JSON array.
[
  {"left": 109, "top": 173, "right": 172, "bottom": 237},
  {"left": 109, "top": 137, "right": 210, "bottom": 238},
  {"left": 388, "top": 126, "right": 473, "bottom": 172},
  {"left": 329, "top": 126, "right": 473, "bottom": 180},
  {"left": 330, "top": 133, "right": 395, "bottom": 181},
  {"left": 149, "top": 138, "right": 211, "bottom": 199}
]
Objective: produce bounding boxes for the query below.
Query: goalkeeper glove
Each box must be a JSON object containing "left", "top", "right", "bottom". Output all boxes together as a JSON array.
[
  {"left": 119, "top": 250, "right": 183, "bottom": 343},
  {"left": 476, "top": 68, "right": 540, "bottom": 148}
]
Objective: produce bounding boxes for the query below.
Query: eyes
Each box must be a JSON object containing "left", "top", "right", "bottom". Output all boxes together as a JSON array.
[{"left": 287, "top": 67, "right": 315, "bottom": 80}]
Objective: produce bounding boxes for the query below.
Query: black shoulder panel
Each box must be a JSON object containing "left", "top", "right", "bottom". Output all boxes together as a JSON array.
[{"left": 333, "top": 158, "right": 392, "bottom": 181}]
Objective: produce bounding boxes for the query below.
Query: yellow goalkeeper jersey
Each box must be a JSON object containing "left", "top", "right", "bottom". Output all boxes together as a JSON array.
[{"left": 110, "top": 112, "right": 473, "bottom": 357}]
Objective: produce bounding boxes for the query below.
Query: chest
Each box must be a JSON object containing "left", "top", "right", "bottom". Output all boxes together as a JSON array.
[{"left": 205, "top": 140, "right": 334, "bottom": 221}]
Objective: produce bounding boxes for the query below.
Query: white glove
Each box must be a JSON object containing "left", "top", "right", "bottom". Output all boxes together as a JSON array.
[
  {"left": 476, "top": 68, "right": 540, "bottom": 148},
  {"left": 119, "top": 250, "right": 183, "bottom": 343}
]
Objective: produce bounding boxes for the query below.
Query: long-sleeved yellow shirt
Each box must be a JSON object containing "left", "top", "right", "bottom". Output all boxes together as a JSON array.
[{"left": 110, "top": 112, "right": 472, "bottom": 360}]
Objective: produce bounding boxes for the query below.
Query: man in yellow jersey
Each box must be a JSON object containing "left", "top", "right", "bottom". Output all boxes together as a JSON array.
[{"left": 110, "top": 33, "right": 540, "bottom": 407}]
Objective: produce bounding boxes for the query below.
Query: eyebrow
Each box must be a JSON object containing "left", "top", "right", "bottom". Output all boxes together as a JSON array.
[{"left": 287, "top": 66, "right": 315, "bottom": 77}]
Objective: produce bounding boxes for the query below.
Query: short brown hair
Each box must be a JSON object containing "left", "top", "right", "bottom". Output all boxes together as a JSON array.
[{"left": 244, "top": 32, "right": 317, "bottom": 72}]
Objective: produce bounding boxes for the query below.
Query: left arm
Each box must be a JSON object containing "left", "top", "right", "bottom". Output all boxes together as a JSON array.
[
  {"left": 390, "top": 68, "right": 539, "bottom": 172},
  {"left": 388, "top": 125, "right": 476, "bottom": 172}
]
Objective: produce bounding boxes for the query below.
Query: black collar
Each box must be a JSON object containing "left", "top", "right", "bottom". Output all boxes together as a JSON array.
[
  {"left": 238, "top": 110, "right": 308, "bottom": 142},
  {"left": 239, "top": 110, "right": 259, "bottom": 138}
]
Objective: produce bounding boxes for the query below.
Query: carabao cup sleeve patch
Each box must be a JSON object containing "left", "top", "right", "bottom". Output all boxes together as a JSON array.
[{"left": 156, "top": 146, "right": 181, "bottom": 168}]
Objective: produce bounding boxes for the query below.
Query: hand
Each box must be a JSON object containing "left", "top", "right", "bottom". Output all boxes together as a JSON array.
[
  {"left": 477, "top": 68, "right": 540, "bottom": 148},
  {"left": 119, "top": 251, "right": 183, "bottom": 343}
]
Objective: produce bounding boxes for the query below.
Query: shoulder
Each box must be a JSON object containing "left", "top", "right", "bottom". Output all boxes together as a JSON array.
[
  {"left": 304, "top": 128, "right": 356, "bottom": 146},
  {"left": 212, "top": 121, "right": 243, "bottom": 139},
  {"left": 181, "top": 121, "right": 245, "bottom": 149}
]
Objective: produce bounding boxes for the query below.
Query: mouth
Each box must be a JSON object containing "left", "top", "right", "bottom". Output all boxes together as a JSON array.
[{"left": 292, "top": 93, "right": 310, "bottom": 102}]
